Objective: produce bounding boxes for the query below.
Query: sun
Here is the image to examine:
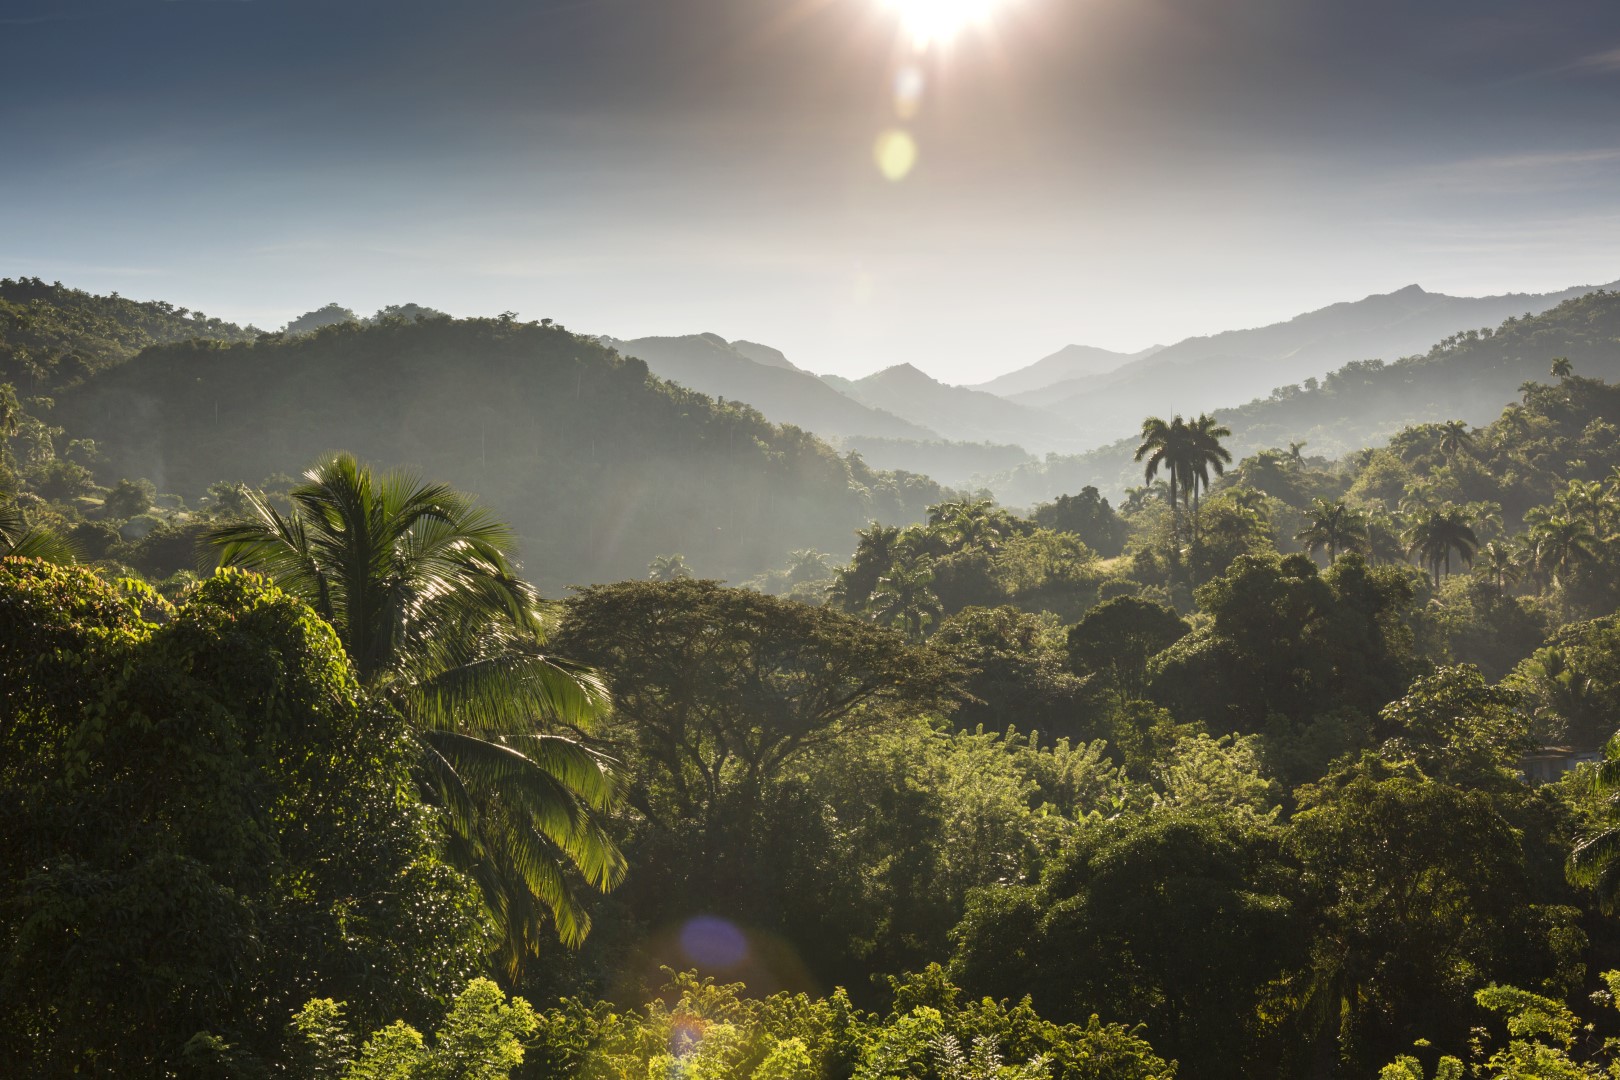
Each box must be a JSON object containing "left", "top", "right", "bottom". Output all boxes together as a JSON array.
[{"left": 882, "top": 0, "right": 1004, "bottom": 48}]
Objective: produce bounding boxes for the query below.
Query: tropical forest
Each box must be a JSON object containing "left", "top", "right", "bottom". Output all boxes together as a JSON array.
[{"left": 10, "top": 1, "right": 1620, "bottom": 1077}]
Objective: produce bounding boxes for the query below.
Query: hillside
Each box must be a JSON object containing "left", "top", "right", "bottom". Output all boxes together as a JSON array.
[
  {"left": 603, "top": 332, "right": 935, "bottom": 441},
  {"left": 825, "top": 362, "right": 1077, "bottom": 452},
  {"left": 0, "top": 277, "right": 257, "bottom": 393},
  {"left": 50, "top": 315, "right": 952, "bottom": 588},
  {"left": 1015, "top": 279, "right": 1620, "bottom": 449},
  {"left": 987, "top": 288, "right": 1620, "bottom": 507},
  {"left": 967, "top": 342, "right": 1162, "bottom": 397}
]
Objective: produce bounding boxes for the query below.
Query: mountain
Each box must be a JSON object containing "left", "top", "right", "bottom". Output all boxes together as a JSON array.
[
  {"left": 967, "top": 343, "right": 1163, "bottom": 398},
  {"left": 47, "top": 314, "right": 954, "bottom": 588},
  {"left": 985, "top": 287, "right": 1620, "bottom": 507},
  {"left": 826, "top": 363, "right": 1078, "bottom": 452},
  {"left": 1015, "top": 279, "right": 1620, "bottom": 449},
  {"left": 602, "top": 333, "right": 935, "bottom": 441},
  {"left": 728, "top": 339, "right": 802, "bottom": 372}
]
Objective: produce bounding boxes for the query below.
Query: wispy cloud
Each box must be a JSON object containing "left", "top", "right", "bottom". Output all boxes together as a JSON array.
[{"left": 1570, "top": 46, "right": 1620, "bottom": 73}]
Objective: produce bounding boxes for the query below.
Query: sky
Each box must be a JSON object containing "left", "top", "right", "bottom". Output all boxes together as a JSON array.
[{"left": 3, "top": 0, "right": 1620, "bottom": 382}]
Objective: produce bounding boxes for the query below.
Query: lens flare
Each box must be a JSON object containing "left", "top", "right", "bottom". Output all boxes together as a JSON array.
[
  {"left": 893, "top": 65, "right": 925, "bottom": 120},
  {"left": 678, "top": 915, "right": 749, "bottom": 969},
  {"left": 873, "top": 129, "right": 918, "bottom": 181},
  {"left": 882, "top": 0, "right": 1003, "bottom": 48}
]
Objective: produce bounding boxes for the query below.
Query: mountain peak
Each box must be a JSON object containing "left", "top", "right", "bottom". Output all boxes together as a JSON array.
[
  {"left": 870, "top": 362, "right": 935, "bottom": 383},
  {"left": 1390, "top": 283, "right": 1427, "bottom": 297}
]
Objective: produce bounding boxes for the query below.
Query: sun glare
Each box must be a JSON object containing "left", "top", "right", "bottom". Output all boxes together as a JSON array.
[{"left": 882, "top": 0, "right": 1003, "bottom": 48}]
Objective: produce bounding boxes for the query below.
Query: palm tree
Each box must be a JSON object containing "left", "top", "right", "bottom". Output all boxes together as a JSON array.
[
  {"left": 940, "top": 500, "right": 1005, "bottom": 553},
  {"left": 869, "top": 561, "right": 942, "bottom": 643},
  {"left": 1135, "top": 416, "right": 1194, "bottom": 548},
  {"left": 1296, "top": 498, "right": 1369, "bottom": 564},
  {"left": 1551, "top": 356, "right": 1574, "bottom": 379},
  {"left": 648, "top": 553, "right": 694, "bottom": 581},
  {"left": 786, "top": 548, "right": 833, "bottom": 583},
  {"left": 1402, "top": 504, "right": 1479, "bottom": 584},
  {"left": 1476, "top": 540, "right": 1524, "bottom": 591},
  {"left": 208, "top": 453, "right": 623, "bottom": 971},
  {"left": 0, "top": 481, "right": 76, "bottom": 563},
  {"left": 1287, "top": 440, "right": 1308, "bottom": 464},
  {"left": 1436, "top": 420, "right": 1474, "bottom": 463},
  {"left": 1528, "top": 512, "right": 1598, "bottom": 587},
  {"left": 1555, "top": 479, "right": 1611, "bottom": 537},
  {"left": 1185, "top": 413, "right": 1234, "bottom": 540}
]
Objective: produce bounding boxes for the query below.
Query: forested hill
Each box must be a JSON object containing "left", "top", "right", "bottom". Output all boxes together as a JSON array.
[
  {"left": 0, "top": 277, "right": 257, "bottom": 393},
  {"left": 991, "top": 288, "right": 1620, "bottom": 507},
  {"left": 51, "top": 314, "right": 951, "bottom": 587}
]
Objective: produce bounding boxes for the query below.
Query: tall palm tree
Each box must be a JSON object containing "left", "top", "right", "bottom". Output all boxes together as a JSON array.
[
  {"left": 1551, "top": 356, "right": 1574, "bottom": 379},
  {"left": 1528, "top": 513, "right": 1598, "bottom": 587},
  {"left": 1135, "top": 416, "right": 1194, "bottom": 548},
  {"left": 1296, "top": 498, "right": 1369, "bottom": 564},
  {"left": 208, "top": 453, "right": 623, "bottom": 971},
  {"left": 1402, "top": 505, "right": 1479, "bottom": 585},
  {"left": 0, "top": 481, "right": 76, "bottom": 563},
  {"left": 1185, "top": 413, "right": 1234, "bottom": 540},
  {"left": 647, "top": 553, "right": 694, "bottom": 582}
]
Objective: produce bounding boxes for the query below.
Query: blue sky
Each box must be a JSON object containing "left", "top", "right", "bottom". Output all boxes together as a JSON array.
[{"left": 3, "top": 0, "right": 1620, "bottom": 380}]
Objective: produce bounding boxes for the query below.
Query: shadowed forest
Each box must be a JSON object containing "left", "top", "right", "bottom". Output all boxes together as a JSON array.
[{"left": 12, "top": 278, "right": 1620, "bottom": 1079}]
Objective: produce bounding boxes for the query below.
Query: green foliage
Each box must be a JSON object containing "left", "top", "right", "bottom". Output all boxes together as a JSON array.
[
  {"left": 525, "top": 968, "right": 1172, "bottom": 1080},
  {"left": 50, "top": 315, "right": 950, "bottom": 587},
  {"left": 1377, "top": 665, "right": 1534, "bottom": 784},
  {"left": 951, "top": 809, "right": 1300, "bottom": 1079},
  {"left": 0, "top": 561, "right": 485, "bottom": 1074},
  {"left": 1513, "top": 616, "right": 1620, "bottom": 748},
  {"left": 1150, "top": 553, "right": 1420, "bottom": 781},
  {"left": 0, "top": 276, "right": 255, "bottom": 392},
  {"left": 1287, "top": 759, "right": 1574, "bottom": 1074},
  {"left": 207, "top": 453, "right": 624, "bottom": 966},
  {"left": 1066, "top": 596, "right": 1188, "bottom": 700},
  {"left": 288, "top": 979, "right": 539, "bottom": 1080},
  {"left": 1030, "top": 487, "right": 1127, "bottom": 558}
]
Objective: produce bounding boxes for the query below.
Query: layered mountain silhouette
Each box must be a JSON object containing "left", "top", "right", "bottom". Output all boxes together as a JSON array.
[
  {"left": 823, "top": 363, "right": 1078, "bottom": 452},
  {"left": 602, "top": 333, "right": 936, "bottom": 441},
  {"left": 968, "top": 343, "right": 1163, "bottom": 398},
  {"left": 1005, "top": 279, "right": 1620, "bottom": 449},
  {"left": 987, "top": 287, "right": 1620, "bottom": 507}
]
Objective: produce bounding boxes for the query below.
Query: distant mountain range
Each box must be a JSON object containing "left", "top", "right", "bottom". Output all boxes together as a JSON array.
[
  {"left": 1005, "top": 279, "right": 1620, "bottom": 448},
  {"left": 601, "top": 333, "right": 936, "bottom": 442},
  {"left": 967, "top": 343, "right": 1163, "bottom": 398},
  {"left": 986, "top": 286, "right": 1620, "bottom": 507},
  {"left": 822, "top": 363, "right": 1078, "bottom": 451}
]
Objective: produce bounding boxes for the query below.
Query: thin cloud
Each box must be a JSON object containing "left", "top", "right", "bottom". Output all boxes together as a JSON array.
[{"left": 1571, "top": 46, "right": 1620, "bottom": 72}]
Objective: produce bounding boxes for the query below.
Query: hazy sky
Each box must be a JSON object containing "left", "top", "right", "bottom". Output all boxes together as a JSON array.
[{"left": 3, "top": 0, "right": 1620, "bottom": 381}]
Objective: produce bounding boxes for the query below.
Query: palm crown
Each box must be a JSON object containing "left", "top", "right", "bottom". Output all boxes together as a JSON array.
[{"left": 208, "top": 453, "right": 624, "bottom": 970}]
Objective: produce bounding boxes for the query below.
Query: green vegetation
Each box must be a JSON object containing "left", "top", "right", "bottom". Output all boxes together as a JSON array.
[
  {"left": 18, "top": 299, "right": 953, "bottom": 587},
  {"left": 16, "top": 282, "right": 1620, "bottom": 1077}
]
